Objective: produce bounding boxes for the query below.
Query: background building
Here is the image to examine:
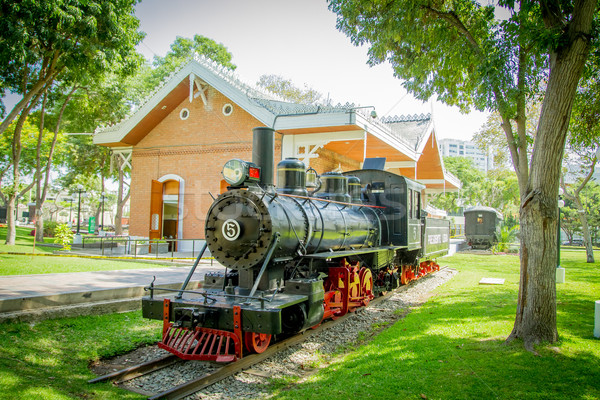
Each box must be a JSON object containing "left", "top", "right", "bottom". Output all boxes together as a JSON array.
[{"left": 438, "top": 138, "right": 493, "bottom": 172}]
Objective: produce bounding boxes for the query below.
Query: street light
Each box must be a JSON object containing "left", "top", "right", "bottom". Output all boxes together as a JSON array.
[
  {"left": 75, "top": 184, "right": 85, "bottom": 235},
  {"left": 100, "top": 192, "right": 106, "bottom": 232},
  {"left": 63, "top": 196, "right": 73, "bottom": 226}
]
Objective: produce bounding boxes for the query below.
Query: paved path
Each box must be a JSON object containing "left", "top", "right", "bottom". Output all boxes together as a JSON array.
[{"left": 0, "top": 261, "right": 220, "bottom": 300}]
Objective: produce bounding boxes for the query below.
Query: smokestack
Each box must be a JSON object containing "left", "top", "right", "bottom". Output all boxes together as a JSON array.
[{"left": 252, "top": 127, "right": 275, "bottom": 188}]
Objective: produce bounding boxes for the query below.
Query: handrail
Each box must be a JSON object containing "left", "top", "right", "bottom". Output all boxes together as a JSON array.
[{"left": 76, "top": 236, "right": 212, "bottom": 261}]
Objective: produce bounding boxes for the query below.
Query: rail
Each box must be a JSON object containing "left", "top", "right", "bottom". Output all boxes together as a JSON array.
[
  {"left": 76, "top": 236, "right": 212, "bottom": 260},
  {"left": 89, "top": 269, "right": 444, "bottom": 399}
]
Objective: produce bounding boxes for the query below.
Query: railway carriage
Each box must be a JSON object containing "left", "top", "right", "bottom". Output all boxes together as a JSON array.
[
  {"left": 142, "top": 127, "right": 450, "bottom": 362},
  {"left": 464, "top": 206, "right": 503, "bottom": 249}
]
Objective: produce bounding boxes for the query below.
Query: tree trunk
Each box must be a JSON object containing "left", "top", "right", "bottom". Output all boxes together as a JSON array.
[
  {"left": 507, "top": 3, "right": 594, "bottom": 349},
  {"left": 35, "top": 212, "right": 45, "bottom": 242},
  {"left": 575, "top": 198, "right": 595, "bottom": 263},
  {"left": 4, "top": 195, "right": 17, "bottom": 245}
]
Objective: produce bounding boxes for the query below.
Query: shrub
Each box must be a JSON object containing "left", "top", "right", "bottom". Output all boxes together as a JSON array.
[
  {"left": 53, "top": 223, "right": 74, "bottom": 250},
  {"left": 43, "top": 220, "right": 59, "bottom": 237}
]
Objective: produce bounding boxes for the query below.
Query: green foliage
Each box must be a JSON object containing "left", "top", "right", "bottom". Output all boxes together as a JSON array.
[
  {"left": 0, "top": 0, "right": 144, "bottom": 119},
  {"left": 43, "top": 220, "right": 59, "bottom": 238},
  {"left": 257, "top": 74, "right": 323, "bottom": 104},
  {"left": 142, "top": 35, "right": 236, "bottom": 95},
  {"left": 328, "top": 0, "right": 551, "bottom": 113},
  {"left": 429, "top": 157, "right": 520, "bottom": 215},
  {"left": 492, "top": 223, "right": 519, "bottom": 253},
  {"left": 473, "top": 102, "right": 540, "bottom": 168},
  {"left": 0, "top": 119, "right": 66, "bottom": 183},
  {"left": 52, "top": 223, "right": 73, "bottom": 250}
]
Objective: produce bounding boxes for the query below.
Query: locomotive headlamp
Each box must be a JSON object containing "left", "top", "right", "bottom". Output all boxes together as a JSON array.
[{"left": 222, "top": 159, "right": 261, "bottom": 187}]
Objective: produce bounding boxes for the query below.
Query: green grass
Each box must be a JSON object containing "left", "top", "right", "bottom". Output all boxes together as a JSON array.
[
  {"left": 0, "top": 311, "right": 161, "bottom": 400},
  {"left": 270, "top": 251, "right": 600, "bottom": 400},
  {"left": 0, "top": 248, "right": 597, "bottom": 399},
  {"left": 0, "top": 253, "right": 178, "bottom": 275},
  {"left": 0, "top": 226, "right": 175, "bottom": 275},
  {"left": 0, "top": 226, "right": 56, "bottom": 254}
]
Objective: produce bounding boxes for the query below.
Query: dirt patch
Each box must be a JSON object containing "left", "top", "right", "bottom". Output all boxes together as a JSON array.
[{"left": 89, "top": 344, "right": 170, "bottom": 377}]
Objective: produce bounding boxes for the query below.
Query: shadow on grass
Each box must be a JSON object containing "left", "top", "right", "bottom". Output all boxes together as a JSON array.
[
  {"left": 272, "top": 266, "right": 600, "bottom": 400},
  {"left": 0, "top": 313, "right": 159, "bottom": 400}
]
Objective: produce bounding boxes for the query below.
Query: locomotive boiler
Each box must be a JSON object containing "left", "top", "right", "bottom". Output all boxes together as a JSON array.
[{"left": 142, "top": 127, "right": 450, "bottom": 362}]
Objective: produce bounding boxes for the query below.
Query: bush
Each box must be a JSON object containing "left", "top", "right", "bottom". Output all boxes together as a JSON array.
[
  {"left": 53, "top": 223, "right": 74, "bottom": 250},
  {"left": 43, "top": 220, "right": 59, "bottom": 237}
]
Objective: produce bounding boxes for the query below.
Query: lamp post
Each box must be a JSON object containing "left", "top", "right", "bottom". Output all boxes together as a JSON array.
[
  {"left": 76, "top": 184, "right": 84, "bottom": 234},
  {"left": 100, "top": 192, "right": 106, "bottom": 232},
  {"left": 67, "top": 197, "right": 73, "bottom": 226},
  {"left": 72, "top": 185, "right": 86, "bottom": 245}
]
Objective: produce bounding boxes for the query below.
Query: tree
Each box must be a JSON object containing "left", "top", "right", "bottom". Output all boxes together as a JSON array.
[
  {"left": 141, "top": 35, "right": 237, "bottom": 96},
  {"left": 31, "top": 85, "right": 74, "bottom": 242},
  {"left": 429, "top": 157, "right": 520, "bottom": 216},
  {"left": 473, "top": 102, "right": 541, "bottom": 169},
  {"left": 0, "top": 0, "right": 143, "bottom": 244},
  {"left": 329, "top": 0, "right": 598, "bottom": 349},
  {"left": 429, "top": 157, "right": 485, "bottom": 213},
  {"left": 256, "top": 75, "right": 323, "bottom": 104},
  {"left": 560, "top": 145, "right": 598, "bottom": 262}
]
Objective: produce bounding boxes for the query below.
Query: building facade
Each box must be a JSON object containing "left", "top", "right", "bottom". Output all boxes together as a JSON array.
[
  {"left": 438, "top": 138, "right": 493, "bottom": 172},
  {"left": 93, "top": 56, "right": 460, "bottom": 249}
]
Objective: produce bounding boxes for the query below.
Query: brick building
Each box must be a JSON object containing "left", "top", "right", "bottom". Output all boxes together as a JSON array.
[{"left": 93, "top": 56, "right": 459, "bottom": 250}]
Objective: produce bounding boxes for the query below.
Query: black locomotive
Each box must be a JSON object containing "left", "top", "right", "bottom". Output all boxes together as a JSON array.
[
  {"left": 142, "top": 127, "right": 450, "bottom": 362},
  {"left": 464, "top": 206, "right": 503, "bottom": 249}
]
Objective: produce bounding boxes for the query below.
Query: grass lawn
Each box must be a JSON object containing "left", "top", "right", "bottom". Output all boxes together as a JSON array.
[
  {"left": 0, "top": 226, "right": 56, "bottom": 254},
  {"left": 0, "top": 226, "right": 176, "bottom": 275},
  {"left": 271, "top": 250, "right": 600, "bottom": 400},
  {"left": 0, "top": 312, "right": 160, "bottom": 400},
  {"left": 0, "top": 251, "right": 597, "bottom": 399}
]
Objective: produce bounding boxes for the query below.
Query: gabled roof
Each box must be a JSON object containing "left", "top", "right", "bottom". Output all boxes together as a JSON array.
[
  {"left": 382, "top": 114, "right": 461, "bottom": 190},
  {"left": 93, "top": 55, "right": 413, "bottom": 157},
  {"left": 92, "top": 55, "right": 459, "bottom": 191}
]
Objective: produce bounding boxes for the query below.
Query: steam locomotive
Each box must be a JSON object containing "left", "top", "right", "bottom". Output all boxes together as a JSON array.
[{"left": 142, "top": 127, "right": 450, "bottom": 362}]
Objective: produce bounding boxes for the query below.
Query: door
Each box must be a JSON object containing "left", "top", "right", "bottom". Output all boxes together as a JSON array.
[
  {"left": 149, "top": 180, "right": 163, "bottom": 241},
  {"left": 162, "top": 180, "right": 180, "bottom": 251}
]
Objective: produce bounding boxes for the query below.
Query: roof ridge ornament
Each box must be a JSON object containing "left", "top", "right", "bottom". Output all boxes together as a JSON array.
[{"left": 380, "top": 113, "right": 432, "bottom": 123}]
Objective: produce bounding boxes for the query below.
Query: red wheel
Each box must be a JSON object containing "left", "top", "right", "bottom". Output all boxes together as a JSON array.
[
  {"left": 359, "top": 268, "right": 374, "bottom": 301},
  {"left": 244, "top": 332, "right": 271, "bottom": 354}
]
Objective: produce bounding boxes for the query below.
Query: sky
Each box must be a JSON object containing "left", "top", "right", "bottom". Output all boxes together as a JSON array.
[{"left": 134, "top": 0, "right": 490, "bottom": 141}]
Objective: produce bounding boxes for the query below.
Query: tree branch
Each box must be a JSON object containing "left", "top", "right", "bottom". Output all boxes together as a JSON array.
[{"left": 421, "top": 6, "right": 482, "bottom": 54}]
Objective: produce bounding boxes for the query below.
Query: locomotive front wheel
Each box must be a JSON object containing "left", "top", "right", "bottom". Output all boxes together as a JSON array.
[{"left": 244, "top": 332, "right": 272, "bottom": 354}]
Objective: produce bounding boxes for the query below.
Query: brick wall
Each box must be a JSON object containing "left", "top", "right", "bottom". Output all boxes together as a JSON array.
[{"left": 129, "top": 88, "right": 283, "bottom": 239}]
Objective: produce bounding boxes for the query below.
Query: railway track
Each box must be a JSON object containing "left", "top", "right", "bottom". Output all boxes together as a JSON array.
[{"left": 89, "top": 268, "right": 448, "bottom": 399}]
